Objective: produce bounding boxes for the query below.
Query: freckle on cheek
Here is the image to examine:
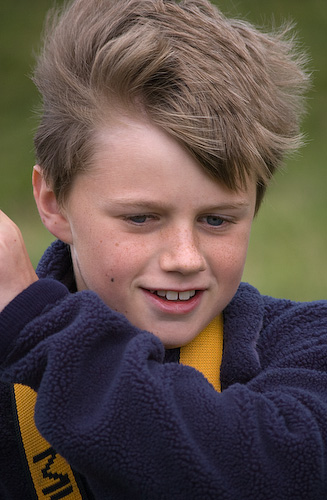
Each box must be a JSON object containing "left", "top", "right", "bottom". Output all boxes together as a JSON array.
[
  {"left": 111, "top": 278, "right": 115, "bottom": 282},
  {"left": 115, "top": 242, "right": 119, "bottom": 247}
]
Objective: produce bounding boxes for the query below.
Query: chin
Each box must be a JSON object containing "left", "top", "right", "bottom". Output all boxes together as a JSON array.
[{"left": 155, "top": 330, "right": 199, "bottom": 349}]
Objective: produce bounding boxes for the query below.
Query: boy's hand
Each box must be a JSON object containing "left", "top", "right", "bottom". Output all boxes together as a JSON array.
[{"left": 0, "top": 210, "right": 38, "bottom": 312}]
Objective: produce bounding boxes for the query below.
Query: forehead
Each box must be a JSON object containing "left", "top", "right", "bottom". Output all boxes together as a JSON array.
[{"left": 80, "top": 116, "right": 257, "bottom": 209}]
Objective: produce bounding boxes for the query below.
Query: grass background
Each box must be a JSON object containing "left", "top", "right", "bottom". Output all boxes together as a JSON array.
[{"left": 1, "top": 0, "right": 326, "bottom": 301}]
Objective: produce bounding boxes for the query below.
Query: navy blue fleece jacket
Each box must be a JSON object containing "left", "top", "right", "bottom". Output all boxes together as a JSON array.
[{"left": 0, "top": 240, "right": 327, "bottom": 499}]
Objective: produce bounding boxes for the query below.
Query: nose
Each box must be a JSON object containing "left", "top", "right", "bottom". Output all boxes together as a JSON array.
[{"left": 159, "top": 226, "right": 206, "bottom": 275}]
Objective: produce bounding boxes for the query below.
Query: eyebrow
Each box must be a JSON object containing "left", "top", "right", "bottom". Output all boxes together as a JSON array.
[{"left": 105, "top": 198, "right": 251, "bottom": 211}]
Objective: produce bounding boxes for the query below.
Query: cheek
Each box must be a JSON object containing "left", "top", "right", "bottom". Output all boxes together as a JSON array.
[
  {"left": 89, "top": 242, "right": 150, "bottom": 316},
  {"left": 209, "top": 236, "right": 249, "bottom": 281},
  {"left": 84, "top": 239, "right": 146, "bottom": 286}
]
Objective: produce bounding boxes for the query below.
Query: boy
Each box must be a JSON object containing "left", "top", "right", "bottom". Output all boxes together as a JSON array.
[{"left": 0, "top": 0, "right": 326, "bottom": 498}]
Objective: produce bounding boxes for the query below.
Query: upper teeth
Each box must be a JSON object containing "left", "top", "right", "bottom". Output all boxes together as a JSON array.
[{"left": 154, "top": 290, "right": 196, "bottom": 301}]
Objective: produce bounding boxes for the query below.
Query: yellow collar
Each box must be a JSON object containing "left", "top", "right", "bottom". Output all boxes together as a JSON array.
[{"left": 179, "top": 315, "right": 223, "bottom": 392}]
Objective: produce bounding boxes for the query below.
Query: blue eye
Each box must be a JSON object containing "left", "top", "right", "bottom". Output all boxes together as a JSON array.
[
  {"left": 128, "top": 215, "right": 148, "bottom": 224},
  {"left": 206, "top": 215, "right": 224, "bottom": 226}
]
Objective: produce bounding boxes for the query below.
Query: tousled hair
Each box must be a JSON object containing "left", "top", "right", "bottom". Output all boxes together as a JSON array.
[{"left": 33, "top": 0, "right": 310, "bottom": 211}]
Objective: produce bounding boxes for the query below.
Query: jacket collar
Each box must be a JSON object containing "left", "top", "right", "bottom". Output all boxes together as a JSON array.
[{"left": 221, "top": 283, "right": 263, "bottom": 389}]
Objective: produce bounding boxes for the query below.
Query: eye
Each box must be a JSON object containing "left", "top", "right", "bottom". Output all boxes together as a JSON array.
[
  {"left": 128, "top": 215, "right": 148, "bottom": 224},
  {"left": 204, "top": 215, "right": 225, "bottom": 227},
  {"left": 124, "top": 214, "right": 157, "bottom": 225}
]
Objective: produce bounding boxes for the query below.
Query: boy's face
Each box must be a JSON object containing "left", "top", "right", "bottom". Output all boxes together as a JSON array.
[{"left": 60, "top": 117, "right": 256, "bottom": 347}]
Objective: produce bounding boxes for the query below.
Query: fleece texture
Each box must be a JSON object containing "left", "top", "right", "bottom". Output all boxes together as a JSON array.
[{"left": 0, "top": 239, "right": 327, "bottom": 499}]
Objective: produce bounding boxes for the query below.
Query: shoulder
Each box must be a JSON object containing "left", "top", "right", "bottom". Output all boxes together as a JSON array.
[
  {"left": 222, "top": 282, "right": 327, "bottom": 384},
  {"left": 231, "top": 283, "right": 327, "bottom": 371},
  {"left": 227, "top": 282, "right": 327, "bottom": 328}
]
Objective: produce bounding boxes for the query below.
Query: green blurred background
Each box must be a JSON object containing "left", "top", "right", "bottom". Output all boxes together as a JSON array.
[{"left": 1, "top": 0, "right": 326, "bottom": 300}]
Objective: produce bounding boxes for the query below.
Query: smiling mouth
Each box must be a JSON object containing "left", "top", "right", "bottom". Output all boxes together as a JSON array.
[{"left": 149, "top": 290, "right": 196, "bottom": 301}]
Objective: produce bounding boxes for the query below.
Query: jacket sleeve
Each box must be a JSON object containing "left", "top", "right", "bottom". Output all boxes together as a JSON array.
[{"left": 1, "top": 279, "right": 327, "bottom": 500}]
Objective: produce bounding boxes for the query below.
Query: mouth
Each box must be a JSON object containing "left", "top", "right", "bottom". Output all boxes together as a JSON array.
[
  {"left": 143, "top": 288, "right": 204, "bottom": 316},
  {"left": 149, "top": 290, "right": 197, "bottom": 301}
]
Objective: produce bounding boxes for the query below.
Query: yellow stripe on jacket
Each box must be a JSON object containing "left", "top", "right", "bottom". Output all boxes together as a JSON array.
[{"left": 14, "top": 383, "right": 84, "bottom": 499}]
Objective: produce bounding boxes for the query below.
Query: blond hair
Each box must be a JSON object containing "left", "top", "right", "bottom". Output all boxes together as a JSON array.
[{"left": 33, "top": 0, "right": 310, "bottom": 211}]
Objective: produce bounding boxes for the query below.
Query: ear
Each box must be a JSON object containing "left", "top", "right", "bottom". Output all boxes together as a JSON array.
[{"left": 32, "top": 165, "right": 73, "bottom": 244}]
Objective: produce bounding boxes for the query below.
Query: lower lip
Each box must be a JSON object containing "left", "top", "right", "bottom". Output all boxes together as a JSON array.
[{"left": 142, "top": 289, "right": 204, "bottom": 315}]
